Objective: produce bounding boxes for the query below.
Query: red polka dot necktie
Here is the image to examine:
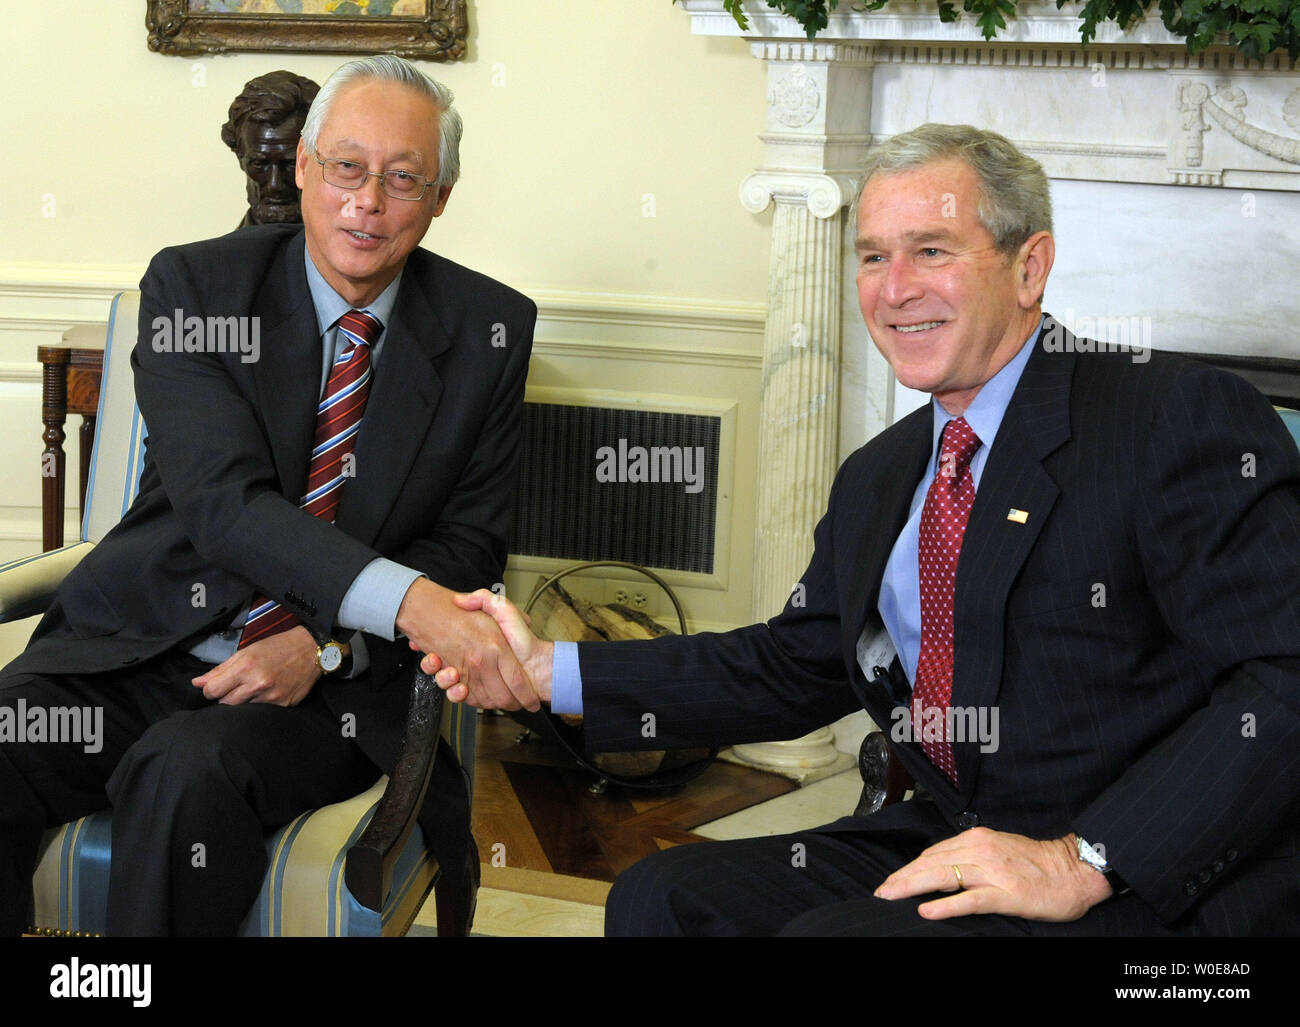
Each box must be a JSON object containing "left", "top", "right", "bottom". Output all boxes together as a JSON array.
[
  {"left": 912, "top": 416, "right": 982, "bottom": 785},
  {"left": 238, "top": 309, "right": 380, "bottom": 648}
]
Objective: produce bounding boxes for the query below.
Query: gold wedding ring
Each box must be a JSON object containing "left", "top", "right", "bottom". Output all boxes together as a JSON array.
[{"left": 952, "top": 864, "right": 965, "bottom": 890}]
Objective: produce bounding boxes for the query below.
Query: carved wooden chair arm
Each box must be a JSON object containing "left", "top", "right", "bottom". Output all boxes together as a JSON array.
[
  {"left": 344, "top": 666, "right": 444, "bottom": 914},
  {"left": 855, "top": 731, "right": 915, "bottom": 817}
]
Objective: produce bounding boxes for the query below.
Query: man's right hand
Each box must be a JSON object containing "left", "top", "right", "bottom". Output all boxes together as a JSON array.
[
  {"left": 395, "top": 578, "right": 543, "bottom": 711},
  {"left": 421, "top": 589, "right": 554, "bottom": 709}
]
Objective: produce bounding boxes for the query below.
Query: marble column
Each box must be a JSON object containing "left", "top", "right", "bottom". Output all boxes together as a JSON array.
[
  {"left": 727, "top": 46, "right": 872, "bottom": 778},
  {"left": 750, "top": 197, "right": 843, "bottom": 618}
]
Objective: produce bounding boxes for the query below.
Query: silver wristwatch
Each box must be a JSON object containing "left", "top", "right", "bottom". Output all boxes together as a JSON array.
[
  {"left": 1076, "top": 834, "right": 1131, "bottom": 894},
  {"left": 1076, "top": 835, "right": 1111, "bottom": 874}
]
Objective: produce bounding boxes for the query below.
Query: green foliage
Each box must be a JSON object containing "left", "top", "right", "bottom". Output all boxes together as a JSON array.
[
  {"left": 720, "top": 0, "right": 753, "bottom": 30},
  {"left": 702, "top": 0, "right": 1298, "bottom": 61}
]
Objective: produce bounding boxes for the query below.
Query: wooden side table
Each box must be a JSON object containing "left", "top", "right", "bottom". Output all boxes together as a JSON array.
[{"left": 37, "top": 344, "right": 104, "bottom": 552}]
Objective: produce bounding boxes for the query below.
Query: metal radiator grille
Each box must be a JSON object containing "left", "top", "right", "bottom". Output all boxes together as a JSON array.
[{"left": 511, "top": 402, "right": 720, "bottom": 574}]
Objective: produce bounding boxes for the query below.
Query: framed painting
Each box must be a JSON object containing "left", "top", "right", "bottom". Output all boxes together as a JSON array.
[{"left": 146, "top": 1, "right": 467, "bottom": 61}]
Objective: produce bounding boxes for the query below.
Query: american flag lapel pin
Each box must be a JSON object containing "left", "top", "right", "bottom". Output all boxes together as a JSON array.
[{"left": 1007, "top": 508, "right": 1029, "bottom": 524}]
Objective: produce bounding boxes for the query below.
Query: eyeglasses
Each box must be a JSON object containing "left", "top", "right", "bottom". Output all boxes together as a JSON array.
[{"left": 314, "top": 152, "right": 434, "bottom": 201}]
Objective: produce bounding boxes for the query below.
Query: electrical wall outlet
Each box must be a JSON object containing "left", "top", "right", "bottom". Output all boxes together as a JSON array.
[{"left": 607, "top": 582, "right": 655, "bottom": 614}]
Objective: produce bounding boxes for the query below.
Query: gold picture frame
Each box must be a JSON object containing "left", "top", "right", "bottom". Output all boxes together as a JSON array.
[{"left": 146, "top": 1, "right": 467, "bottom": 62}]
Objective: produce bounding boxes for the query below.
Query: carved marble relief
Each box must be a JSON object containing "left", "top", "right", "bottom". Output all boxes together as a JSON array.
[
  {"left": 768, "top": 64, "right": 822, "bottom": 127},
  {"left": 1170, "top": 80, "right": 1300, "bottom": 186}
]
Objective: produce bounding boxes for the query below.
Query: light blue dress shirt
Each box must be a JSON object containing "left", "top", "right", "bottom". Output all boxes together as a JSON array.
[
  {"left": 550, "top": 319, "right": 1044, "bottom": 714},
  {"left": 189, "top": 245, "right": 423, "bottom": 672},
  {"left": 877, "top": 321, "right": 1041, "bottom": 684}
]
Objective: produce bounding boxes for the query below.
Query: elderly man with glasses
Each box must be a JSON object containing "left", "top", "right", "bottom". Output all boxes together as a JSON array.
[{"left": 0, "top": 55, "right": 536, "bottom": 936}]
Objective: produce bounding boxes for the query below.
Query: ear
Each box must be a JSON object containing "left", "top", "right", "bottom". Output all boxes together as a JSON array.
[
  {"left": 1015, "top": 230, "right": 1054, "bottom": 309},
  {"left": 294, "top": 139, "right": 310, "bottom": 191},
  {"left": 430, "top": 184, "right": 453, "bottom": 218}
]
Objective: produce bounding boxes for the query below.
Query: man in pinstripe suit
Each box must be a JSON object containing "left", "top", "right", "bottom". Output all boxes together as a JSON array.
[{"left": 435, "top": 124, "right": 1300, "bottom": 936}]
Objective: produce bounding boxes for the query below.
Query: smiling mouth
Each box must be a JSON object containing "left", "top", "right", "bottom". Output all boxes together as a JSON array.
[
  {"left": 345, "top": 230, "right": 380, "bottom": 241},
  {"left": 894, "top": 321, "right": 944, "bottom": 333}
]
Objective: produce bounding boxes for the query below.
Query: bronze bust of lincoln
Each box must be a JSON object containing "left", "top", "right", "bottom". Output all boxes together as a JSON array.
[{"left": 222, "top": 70, "right": 320, "bottom": 228}]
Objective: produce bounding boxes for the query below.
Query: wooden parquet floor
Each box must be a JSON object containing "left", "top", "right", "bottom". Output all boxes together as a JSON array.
[{"left": 470, "top": 711, "right": 797, "bottom": 882}]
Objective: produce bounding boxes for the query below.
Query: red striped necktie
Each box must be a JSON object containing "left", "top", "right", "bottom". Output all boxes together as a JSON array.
[
  {"left": 912, "top": 416, "right": 981, "bottom": 785},
  {"left": 238, "top": 309, "right": 381, "bottom": 648}
]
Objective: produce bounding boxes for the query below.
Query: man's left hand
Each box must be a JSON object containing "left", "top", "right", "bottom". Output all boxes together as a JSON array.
[
  {"left": 192, "top": 625, "right": 322, "bottom": 706},
  {"left": 874, "top": 827, "right": 1113, "bottom": 921}
]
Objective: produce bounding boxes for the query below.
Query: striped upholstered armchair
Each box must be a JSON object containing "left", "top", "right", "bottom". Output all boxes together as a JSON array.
[{"left": 0, "top": 291, "right": 476, "bottom": 936}]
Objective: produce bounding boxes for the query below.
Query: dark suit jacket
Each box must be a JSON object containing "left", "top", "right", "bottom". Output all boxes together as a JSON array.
[
  {"left": 576, "top": 320, "right": 1300, "bottom": 935},
  {"left": 11, "top": 224, "right": 536, "bottom": 863}
]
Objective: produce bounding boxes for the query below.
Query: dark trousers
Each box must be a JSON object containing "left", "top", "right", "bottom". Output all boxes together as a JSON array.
[
  {"left": 0, "top": 650, "right": 377, "bottom": 936},
  {"left": 603, "top": 801, "right": 1012, "bottom": 937},
  {"left": 605, "top": 800, "right": 1179, "bottom": 937}
]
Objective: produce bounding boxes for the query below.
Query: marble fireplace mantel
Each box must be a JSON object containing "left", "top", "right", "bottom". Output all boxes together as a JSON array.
[
  {"left": 683, "top": 1, "right": 1300, "bottom": 193},
  {"left": 678, "top": 1, "right": 1300, "bottom": 774}
]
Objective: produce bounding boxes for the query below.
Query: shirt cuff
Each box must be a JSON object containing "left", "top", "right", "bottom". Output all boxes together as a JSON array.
[
  {"left": 550, "top": 641, "right": 584, "bottom": 716},
  {"left": 338, "top": 559, "right": 424, "bottom": 641},
  {"left": 345, "top": 631, "right": 369, "bottom": 679}
]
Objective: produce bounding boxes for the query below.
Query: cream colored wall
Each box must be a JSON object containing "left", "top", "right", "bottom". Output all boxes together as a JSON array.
[
  {"left": 0, "top": 2, "right": 771, "bottom": 662},
  {"left": 2, "top": 1, "right": 769, "bottom": 291}
]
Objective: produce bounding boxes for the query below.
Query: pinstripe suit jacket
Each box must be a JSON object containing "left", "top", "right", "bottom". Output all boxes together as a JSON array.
[
  {"left": 14, "top": 226, "right": 536, "bottom": 760},
  {"left": 8, "top": 225, "right": 537, "bottom": 872},
  {"left": 578, "top": 319, "right": 1300, "bottom": 935}
]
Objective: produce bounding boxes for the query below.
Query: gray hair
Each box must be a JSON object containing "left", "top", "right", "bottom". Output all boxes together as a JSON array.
[
  {"left": 301, "top": 54, "right": 463, "bottom": 189},
  {"left": 856, "top": 124, "right": 1052, "bottom": 253}
]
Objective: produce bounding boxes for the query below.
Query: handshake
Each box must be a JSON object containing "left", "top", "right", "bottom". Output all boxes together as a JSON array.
[{"left": 395, "top": 579, "right": 554, "bottom": 712}]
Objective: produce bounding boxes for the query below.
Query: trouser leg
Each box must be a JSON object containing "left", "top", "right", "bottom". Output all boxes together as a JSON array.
[
  {"left": 421, "top": 744, "right": 477, "bottom": 935},
  {"left": 605, "top": 829, "right": 907, "bottom": 936},
  {"left": 104, "top": 689, "right": 376, "bottom": 936},
  {"left": 0, "top": 747, "right": 50, "bottom": 937},
  {"left": 0, "top": 660, "right": 193, "bottom": 937},
  {"left": 605, "top": 806, "right": 1028, "bottom": 937},
  {"left": 1, "top": 652, "right": 379, "bottom": 936}
]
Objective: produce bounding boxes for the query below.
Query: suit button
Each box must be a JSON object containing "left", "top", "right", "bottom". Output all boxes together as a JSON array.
[
  {"left": 1184, "top": 881, "right": 1200, "bottom": 896},
  {"left": 956, "top": 811, "right": 980, "bottom": 829},
  {"left": 1212, "top": 860, "right": 1224, "bottom": 874},
  {"left": 1198, "top": 869, "right": 1212, "bottom": 884},
  {"left": 1226, "top": 849, "right": 1238, "bottom": 862}
]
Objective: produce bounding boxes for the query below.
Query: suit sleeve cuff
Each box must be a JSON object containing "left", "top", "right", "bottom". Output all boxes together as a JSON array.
[
  {"left": 344, "top": 631, "right": 369, "bottom": 679},
  {"left": 338, "top": 559, "right": 423, "bottom": 641},
  {"left": 550, "top": 641, "right": 584, "bottom": 715}
]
